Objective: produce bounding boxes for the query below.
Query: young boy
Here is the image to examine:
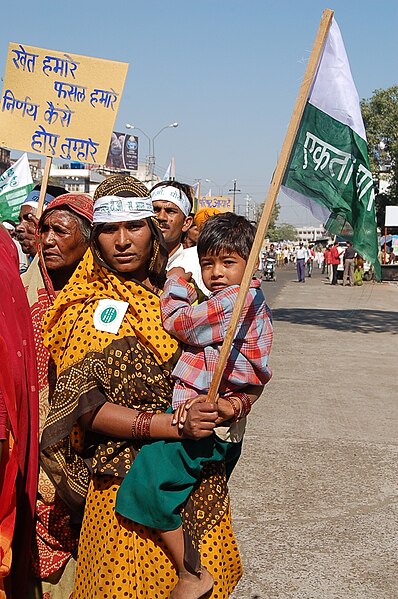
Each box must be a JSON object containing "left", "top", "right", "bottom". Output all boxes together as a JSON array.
[{"left": 116, "top": 212, "right": 273, "bottom": 599}]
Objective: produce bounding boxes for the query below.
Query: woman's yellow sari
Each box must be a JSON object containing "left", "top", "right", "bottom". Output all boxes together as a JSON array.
[{"left": 40, "top": 249, "right": 242, "bottom": 598}]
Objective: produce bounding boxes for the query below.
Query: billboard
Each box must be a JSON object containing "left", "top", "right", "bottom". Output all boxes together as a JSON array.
[{"left": 105, "top": 132, "right": 138, "bottom": 170}]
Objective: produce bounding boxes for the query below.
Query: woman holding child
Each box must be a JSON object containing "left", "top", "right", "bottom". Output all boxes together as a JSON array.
[{"left": 39, "top": 175, "right": 268, "bottom": 598}]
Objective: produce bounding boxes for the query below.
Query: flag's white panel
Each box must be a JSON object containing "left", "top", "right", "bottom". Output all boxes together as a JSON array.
[
  {"left": 309, "top": 18, "right": 366, "bottom": 141},
  {"left": 281, "top": 185, "right": 331, "bottom": 223}
]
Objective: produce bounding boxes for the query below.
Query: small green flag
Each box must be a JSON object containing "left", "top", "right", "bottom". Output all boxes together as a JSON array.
[{"left": 0, "top": 153, "right": 34, "bottom": 222}]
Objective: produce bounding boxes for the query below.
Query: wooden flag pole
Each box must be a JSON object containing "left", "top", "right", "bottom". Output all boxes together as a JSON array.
[
  {"left": 36, "top": 155, "right": 53, "bottom": 219},
  {"left": 207, "top": 8, "right": 334, "bottom": 402}
]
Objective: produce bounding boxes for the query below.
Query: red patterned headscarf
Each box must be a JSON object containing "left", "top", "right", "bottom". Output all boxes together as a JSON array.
[{"left": 39, "top": 192, "right": 94, "bottom": 226}]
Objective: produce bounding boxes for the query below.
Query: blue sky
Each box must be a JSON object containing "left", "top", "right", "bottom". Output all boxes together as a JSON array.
[{"left": 1, "top": 0, "right": 397, "bottom": 224}]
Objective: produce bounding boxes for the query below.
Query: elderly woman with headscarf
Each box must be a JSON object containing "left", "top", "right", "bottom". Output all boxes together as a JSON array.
[
  {"left": 22, "top": 193, "right": 93, "bottom": 599},
  {"left": 40, "top": 175, "right": 243, "bottom": 599}
]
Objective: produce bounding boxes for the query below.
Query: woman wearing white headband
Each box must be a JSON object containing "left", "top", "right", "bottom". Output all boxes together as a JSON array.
[{"left": 40, "top": 175, "right": 243, "bottom": 599}]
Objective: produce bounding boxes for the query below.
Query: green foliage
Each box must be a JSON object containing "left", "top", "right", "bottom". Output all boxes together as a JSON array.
[
  {"left": 256, "top": 201, "right": 297, "bottom": 241},
  {"left": 256, "top": 201, "right": 280, "bottom": 229},
  {"left": 256, "top": 201, "right": 297, "bottom": 240},
  {"left": 361, "top": 86, "right": 398, "bottom": 227},
  {"left": 268, "top": 222, "right": 297, "bottom": 242},
  {"left": 268, "top": 202, "right": 280, "bottom": 230}
]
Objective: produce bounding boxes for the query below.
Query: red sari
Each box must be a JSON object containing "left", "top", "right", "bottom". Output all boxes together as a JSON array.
[{"left": 0, "top": 227, "right": 39, "bottom": 598}]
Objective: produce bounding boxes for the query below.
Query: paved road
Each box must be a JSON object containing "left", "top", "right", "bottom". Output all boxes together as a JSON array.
[
  {"left": 259, "top": 263, "right": 299, "bottom": 308},
  {"left": 230, "top": 267, "right": 398, "bottom": 599}
]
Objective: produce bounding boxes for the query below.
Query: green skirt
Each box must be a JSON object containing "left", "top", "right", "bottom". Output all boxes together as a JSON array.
[{"left": 116, "top": 433, "right": 242, "bottom": 531}]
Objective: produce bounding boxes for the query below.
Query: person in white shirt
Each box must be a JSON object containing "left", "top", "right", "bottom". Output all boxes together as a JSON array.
[
  {"left": 177, "top": 208, "right": 221, "bottom": 296},
  {"left": 150, "top": 184, "right": 217, "bottom": 295},
  {"left": 150, "top": 181, "right": 193, "bottom": 269},
  {"left": 295, "top": 242, "right": 308, "bottom": 283}
]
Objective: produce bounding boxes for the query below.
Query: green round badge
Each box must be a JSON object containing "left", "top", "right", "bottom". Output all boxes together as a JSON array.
[{"left": 100, "top": 306, "right": 117, "bottom": 324}]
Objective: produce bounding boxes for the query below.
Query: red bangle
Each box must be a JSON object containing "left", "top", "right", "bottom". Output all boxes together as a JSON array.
[
  {"left": 132, "top": 412, "right": 154, "bottom": 439},
  {"left": 131, "top": 414, "right": 138, "bottom": 439},
  {"left": 234, "top": 392, "right": 252, "bottom": 418},
  {"left": 224, "top": 396, "right": 241, "bottom": 422}
]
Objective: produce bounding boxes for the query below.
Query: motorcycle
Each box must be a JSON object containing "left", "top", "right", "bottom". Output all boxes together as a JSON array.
[{"left": 263, "top": 257, "right": 276, "bottom": 281}]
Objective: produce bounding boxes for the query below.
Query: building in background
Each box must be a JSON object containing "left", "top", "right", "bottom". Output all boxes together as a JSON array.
[
  {"left": 49, "top": 163, "right": 105, "bottom": 194},
  {"left": 0, "top": 147, "right": 11, "bottom": 173},
  {"left": 28, "top": 159, "right": 42, "bottom": 182},
  {"left": 5, "top": 155, "right": 161, "bottom": 196},
  {"left": 295, "top": 225, "right": 326, "bottom": 243}
]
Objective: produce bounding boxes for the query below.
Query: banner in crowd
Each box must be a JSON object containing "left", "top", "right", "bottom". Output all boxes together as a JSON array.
[
  {"left": 0, "top": 43, "right": 128, "bottom": 164},
  {"left": 0, "top": 153, "right": 33, "bottom": 221},
  {"left": 105, "top": 132, "right": 138, "bottom": 170},
  {"left": 281, "top": 18, "right": 380, "bottom": 277},
  {"left": 198, "top": 195, "right": 234, "bottom": 213}
]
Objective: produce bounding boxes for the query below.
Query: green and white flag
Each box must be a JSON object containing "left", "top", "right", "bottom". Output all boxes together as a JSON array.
[
  {"left": 281, "top": 17, "right": 380, "bottom": 277},
  {"left": 0, "top": 153, "right": 34, "bottom": 222}
]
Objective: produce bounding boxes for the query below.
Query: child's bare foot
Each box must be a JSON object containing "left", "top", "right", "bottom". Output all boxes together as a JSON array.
[{"left": 169, "top": 567, "right": 214, "bottom": 599}]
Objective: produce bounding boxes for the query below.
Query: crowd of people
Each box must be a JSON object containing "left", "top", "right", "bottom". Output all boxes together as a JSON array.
[
  {"left": 261, "top": 240, "right": 371, "bottom": 286},
  {"left": 0, "top": 175, "right": 273, "bottom": 599}
]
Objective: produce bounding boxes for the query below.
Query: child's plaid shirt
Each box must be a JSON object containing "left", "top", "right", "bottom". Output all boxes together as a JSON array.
[{"left": 160, "top": 275, "right": 273, "bottom": 408}]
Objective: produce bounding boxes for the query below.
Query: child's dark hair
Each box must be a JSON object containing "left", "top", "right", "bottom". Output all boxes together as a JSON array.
[{"left": 197, "top": 212, "right": 255, "bottom": 261}]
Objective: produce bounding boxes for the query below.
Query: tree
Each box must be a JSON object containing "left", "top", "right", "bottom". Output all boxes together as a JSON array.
[
  {"left": 256, "top": 201, "right": 280, "bottom": 235},
  {"left": 268, "top": 223, "right": 297, "bottom": 242},
  {"left": 256, "top": 201, "right": 297, "bottom": 241},
  {"left": 268, "top": 202, "right": 280, "bottom": 231},
  {"left": 361, "top": 86, "right": 398, "bottom": 228}
]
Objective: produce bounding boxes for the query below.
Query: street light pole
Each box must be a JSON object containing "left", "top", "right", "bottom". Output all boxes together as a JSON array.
[
  {"left": 205, "top": 178, "right": 230, "bottom": 196},
  {"left": 125, "top": 122, "right": 178, "bottom": 184},
  {"left": 228, "top": 179, "right": 241, "bottom": 213}
]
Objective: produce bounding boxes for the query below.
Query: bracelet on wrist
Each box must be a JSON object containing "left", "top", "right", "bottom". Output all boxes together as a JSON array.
[
  {"left": 224, "top": 396, "right": 241, "bottom": 422},
  {"left": 234, "top": 392, "right": 252, "bottom": 417},
  {"left": 131, "top": 411, "right": 154, "bottom": 439}
]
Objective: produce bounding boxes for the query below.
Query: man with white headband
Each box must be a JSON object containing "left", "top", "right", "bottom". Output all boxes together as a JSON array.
[
  {"left": 150, "top": 182, "right": 193, "bottom": 269},
  {"left": 15, "top": 184, "right": 67, "bottom": 262}
]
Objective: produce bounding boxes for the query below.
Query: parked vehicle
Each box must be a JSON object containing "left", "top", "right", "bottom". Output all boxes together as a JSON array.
[{"left": 363, "top": 262, "right": 375, "bottom": 281}]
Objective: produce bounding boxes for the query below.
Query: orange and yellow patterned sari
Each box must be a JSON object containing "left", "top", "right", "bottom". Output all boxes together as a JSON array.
[{"left": 40, "top": 249, "right": 242, "bottom": 599}]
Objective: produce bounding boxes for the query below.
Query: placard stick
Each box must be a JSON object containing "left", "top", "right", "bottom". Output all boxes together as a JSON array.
[
  {"left": 207, "top": 8, "right": 334, "bottom": 403},
  {"left": 36, "top": 156, "right": 53, "bottom": 218}
]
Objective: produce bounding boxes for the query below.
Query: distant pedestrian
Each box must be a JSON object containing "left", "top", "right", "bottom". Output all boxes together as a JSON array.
[
  {"left": 307, "top": 244, "right": 315, "bottom": 277},
  {"left": 354, "top": 255, "right": 364, "bottom": 286},
  {"left": 329, "top": 241, "right": 341, "bottom": 285},
  {"left": 322, "top": 245, "right": 331, "bottom": 276},
  {"left": 343, "top": 241, "right": 356, "bottom": 286},
  {"left": 316, "top": 248, "right": 324, "bottom": 269},
  {"left": 283, "top": 246, "right": 289, "bottom": 266},
  {"left": 295, "top": 242, "right": 307, "bottom": 282}
]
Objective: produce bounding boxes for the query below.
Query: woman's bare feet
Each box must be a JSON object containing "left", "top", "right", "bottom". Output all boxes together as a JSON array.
[{"left": 169, "top": 567, "right": 214, "bottom": 599}]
